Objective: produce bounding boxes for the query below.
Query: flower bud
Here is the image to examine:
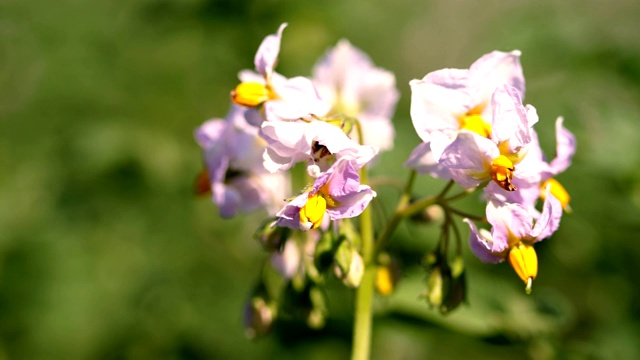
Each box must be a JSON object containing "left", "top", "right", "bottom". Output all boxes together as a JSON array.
[
  {"left": 375, "top": 253, "right": 400, "bottom": 297},
  {"left": 243, "top": 296, "right": 275, "bottom": 339},
  {"left": 335, "top": 250, "right": 365, "bottom": 288},
  {"left": 334, "top": 240, "right": 364, "bottom": 288},
  {"left": 281, "top": 283, "right": 327, "bottom": 329},
  {"left": 410, "top": 204, "right": 444, "bottom": 224},
  {"left": 271, "top": 239, "right": 301, "bottom": 279},
  {"left": 307, "top": 286, "right": 327, "bottom": 329},
  {"left": 421, "top": 251, "right": 466, "bottom": 313},
  {"left": 441, "top": 256, "right": 466, "bottom": 314}
]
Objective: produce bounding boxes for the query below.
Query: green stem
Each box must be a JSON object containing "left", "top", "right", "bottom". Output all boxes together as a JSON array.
[
  {"left": 374, "top": 170, "right": 418, "bottom": 254},
  {"left": 442, "top": 205, "right": 485, "bottom": 222},
  {"left": 351, "top": 121, "right": 374, "bottom": 360}
]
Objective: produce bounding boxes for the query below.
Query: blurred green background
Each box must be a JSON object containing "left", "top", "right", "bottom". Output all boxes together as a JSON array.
[{"left": 2, "top": 0, "right": 640, "bottom": 359}]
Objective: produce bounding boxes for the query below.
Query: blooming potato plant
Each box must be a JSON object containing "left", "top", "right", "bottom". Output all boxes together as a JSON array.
[{"left": 194, "top": 23, "right": 575, "bottom": 359}]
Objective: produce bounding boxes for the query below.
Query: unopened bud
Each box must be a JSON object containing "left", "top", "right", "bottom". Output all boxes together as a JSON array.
[
  {"left": 243, "top": 296, "right": 275, "bottom": 339},
  {"left": 441, "top": 256, "right": 466, "bottom": 313},
  {"left": 410, "top": 204, "right": 444, "bottom": 224},
  {"left": 424, "top": 266, "right": 447, "bottom": 307},
  {"left": 375, "top": 253, "right": 401, "bottom": 297},
  {"left": 271, "top": 239, "right": 301, "bottom": 279},
  {"left": 335, "top": 250, "right": 364, "bottom": 288},
  {"left": 421, "top": 251, "right": 466, "bottom": 313}
]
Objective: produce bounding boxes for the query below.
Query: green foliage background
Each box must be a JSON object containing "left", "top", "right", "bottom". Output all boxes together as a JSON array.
[{"left": 1, "top": 0, "right": 639, "bottom": 359}]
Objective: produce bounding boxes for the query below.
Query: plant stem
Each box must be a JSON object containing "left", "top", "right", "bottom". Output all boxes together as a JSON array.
[
  {"left": 374, "top": 170, "right": 417, "bottom": 254},
  {"left": 351, "top": 121, "right": 374, "bottom": 360}
]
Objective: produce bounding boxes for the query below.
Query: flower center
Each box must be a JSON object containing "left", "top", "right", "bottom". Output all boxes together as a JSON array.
[
  {"left": 298, "top": 183, "right": 339, "bottom": 230},
  {"left": 458, "top": 113, "right": 492, "bottom": 138},
  {"left": 231, "top": 82, "right": 278, "bottom": 107},
  {"left": 490, "top": 155, "right": 517, "bottom": 191},
  {"left": 299, "top": 193, "right": 327, "bottom": 230}
]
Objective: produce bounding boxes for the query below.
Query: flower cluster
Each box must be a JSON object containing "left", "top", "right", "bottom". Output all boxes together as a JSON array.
[
  {"left": 407, "top": 50, "right": 576, "bottom": 293},
  {"left": 193, "top": 23, "right": 575, "bottom": 340},
  {"left": 194, "top": 23, "right": 399, "bottom": 332}
]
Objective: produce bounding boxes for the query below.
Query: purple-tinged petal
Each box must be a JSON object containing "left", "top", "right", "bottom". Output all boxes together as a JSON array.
[
  {"left": 212, "top": 182, "right": 241, "bottom": 218},
  {"left": 322, "top": 160, "right": 361, "bottom": 197},
  {"left": 321, "top": 159, "right": 375, "bottom": 219},
  {"left": 409, "top": 69, "right": 472, "bottom": 143},
  {"left": 271, "top": 239, "right": 301, "bottom": 279},
  {"left": 490, "top": 85, "right": 532, "bottom": 152},
  {"left": 405, "top": 142, "right": 452, "bottom": 180},
  {"left": 548, "top": 117, "right": 577, "bottom": 176},
  {"left": 327, "top": 186, "right": 375, "bottom": 219},
  {"left": 468, "top": 50, "right": 525, "bottom": 108},
  {"left": 194, "top": 119, "right": 227, "bottom": 150},
  {"left": 532, "top": 186, "right": 563, "bottom": 241},
  {"left": 464, "top": 219, "right": 505, "bottom": 264},
  {"left": 485, "top": 201, "right": 511, "bottom": 252},
  {"left": 264, "top": 76, "right": 331, "bottom": 122},
  {"left": 439, "top": 131, "right": 497, "bottom": 171},
  {"left": 254, "top": 23, "right": 287, "bottom": 79},
  {"left": 485, "top": 179, "right": 540, "bottom": 217},
  {"left": 274, "top": 192, "right": 309, "bottom": 229},
  {"left": 310, "top": 121, "right": 378, "bottom": 170},
  {"left": 486, "top": 200, "right": 534, "bottom": 252},
  {"left": 260, "top": 121, "right": 311, "bottom": 172}
]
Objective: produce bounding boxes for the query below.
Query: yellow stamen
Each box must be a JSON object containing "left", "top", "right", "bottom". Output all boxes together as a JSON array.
[
  {"left": 318, "top": 182, "right": 339, "bottom": 208},
  {"left": 299, "top": 193, "right": 327, "bottom": 230},
  {"left": 375, "top": 266, "right": 394, "bottom": 296},
  {"left": 490, "top": 155, "right": 517, "bottom": 191},
  {"left": 231, "top": 82, "right": 272, "bottom": 107},
  {"left": 498, "top": 140, "right": 528, "bottom": 166},
  {"left": 541, "top": 178, "right": 571, "bottom": 212},
  {"left": 508, "top": 242, "right": 538, "bottom": 294},
  {"left": 459, "top": 113, "right": 492, "bottom": 138}
]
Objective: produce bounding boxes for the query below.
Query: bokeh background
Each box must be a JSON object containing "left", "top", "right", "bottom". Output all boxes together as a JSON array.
[{"left": 2, "top": 0, "right": 640, "bottom": 359}]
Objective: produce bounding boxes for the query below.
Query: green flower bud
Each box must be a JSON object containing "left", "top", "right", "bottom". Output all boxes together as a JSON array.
[
  {"left": 334, "top": 240, "right": 364, "bottom": 288},
  {"left": 243, "top": 294, "right": 275, "bottom": 339},
  {"left": 421, "top": 251, "right": 466, "bottom": 314}
]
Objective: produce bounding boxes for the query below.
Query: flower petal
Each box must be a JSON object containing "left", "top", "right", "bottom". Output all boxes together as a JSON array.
[
  {"left": 409, "top": 69, "right": 471, "bottom": 143},
  {"left": 464, "top": 219, "right": 504, "bottom": 263},
  {"left": 490, "top": 84, "right": 533, "bottom": 152},
  {"left": 548, "top": 117, "right": 577, "bottom": 176},
  {"left": 532, "top": 185, "right": 563, "bottom": 241},
  {"left": 468, "top": 50, "right": 525, "bottom": 109},
  {"left": 405, "top": 142, "right": 452, "bottom": 179},
  {"left": 254, "top": 23, "right": 287, "bottom": 79}
]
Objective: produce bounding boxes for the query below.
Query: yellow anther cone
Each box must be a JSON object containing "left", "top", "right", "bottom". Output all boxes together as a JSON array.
[
  {"left": 491, "top": 155, "right": 517, "bottom": 191},
  {"left": 231, "top": 82, "right": 270, "bottom": 107},
  {"left": 508, "top": 242, "right": 538, "bottom": 294},
  {"left": 299, "top": 194, "right": 327, "bottom": 230},
  {"left": 541, "top": 178, "right": 572, "bottom": 212}
]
